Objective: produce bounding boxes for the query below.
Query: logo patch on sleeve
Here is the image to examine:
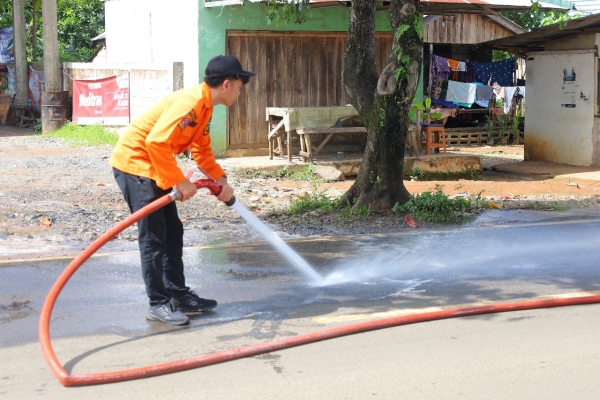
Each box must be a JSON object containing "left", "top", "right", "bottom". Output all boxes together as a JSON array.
[{"left": 179, "top": 109, "right": 198, "bottom": 129}]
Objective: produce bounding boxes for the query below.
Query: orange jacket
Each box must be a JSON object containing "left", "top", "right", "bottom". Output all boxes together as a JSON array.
[{"left": 109, "top": 83, "right": 225, "bottom": 189}]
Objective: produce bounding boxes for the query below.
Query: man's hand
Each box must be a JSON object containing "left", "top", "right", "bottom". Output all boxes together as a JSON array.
[
  {"left": 175, "top": 179, "right": 198, "bottom": 202},
  {"left": 216, "top": 176, "right": 234, "bottom": 203}
]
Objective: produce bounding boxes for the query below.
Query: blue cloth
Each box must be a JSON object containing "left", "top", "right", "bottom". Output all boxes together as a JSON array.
[
  {"left": 431, "top": 98, "right": 455, "bottom": 108},
  {"left": 473, "top": 58, "right": 516, "bottom": 87},
  {"left": 474, "top": 85, "right": 494, "bottom": 108}
]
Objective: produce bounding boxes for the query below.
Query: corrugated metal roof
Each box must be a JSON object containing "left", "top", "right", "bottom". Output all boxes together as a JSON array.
[
  {"left": 249, "top": 0, "right": 573, "bottom": 12},
  {"left": 570, "top": 0, "right": 600, "bottom": 15},
  {"left": 483, "top": 12, "right": 600, "bottom": 56},
  {"left": 419, "top": 0, "right": 574, "bottom": 13}
]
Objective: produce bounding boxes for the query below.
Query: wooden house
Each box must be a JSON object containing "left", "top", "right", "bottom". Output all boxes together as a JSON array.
[{"left": 98, "top": 0, "right": 571, "bottom": 156}]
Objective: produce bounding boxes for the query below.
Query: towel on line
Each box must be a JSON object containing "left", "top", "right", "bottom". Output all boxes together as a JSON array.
[{"left": 446, "top": 80, "right": 476, "bottom": 106}]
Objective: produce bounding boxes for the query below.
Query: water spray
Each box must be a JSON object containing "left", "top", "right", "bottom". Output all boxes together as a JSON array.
[{"left": 182, "top": 167, "right": 324, "bottom": 284}]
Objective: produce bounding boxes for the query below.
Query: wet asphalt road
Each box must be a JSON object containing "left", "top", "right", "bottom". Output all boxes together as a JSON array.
[{"left": 1, "top": 208, "right": 600, "bottom": 398}]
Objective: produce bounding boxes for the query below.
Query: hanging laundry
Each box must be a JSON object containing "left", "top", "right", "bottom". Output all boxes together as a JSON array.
[
  {"left": 431, "top": 76, "right": 448, "bottom": 101},
  {"left": 503, "top": 86, "right": 519, "bottom": 114},
  {"left": 515, "top": 86, "right": 525, "bottom": 98},
  {"left": 457, "top": 62, "right": 467, "bottom": 72},
  {"left": 446, "top": 80, "right": 476, "bottom": 108},
  {"left": 492, "top": 84, "right": 505, "bottom": 100},
  {"left": 448, "top": 59, "right": 460, "bottom": 71},
  {"left": 475, "top": 85, "right": 495, "bottom": 108},
  {"left": 473, "top": 58, "right": 516, "bottom": 87},
  {"left": 432, "top": 55, "right": 450, "bottom": 79}
]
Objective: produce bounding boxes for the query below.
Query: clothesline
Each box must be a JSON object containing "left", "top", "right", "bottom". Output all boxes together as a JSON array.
[
  {"left": 431, "top": 54, "right": 517, "bottom": 89},
  {"left": 431, "top": 76, "right": 525, "bottom": 114}
]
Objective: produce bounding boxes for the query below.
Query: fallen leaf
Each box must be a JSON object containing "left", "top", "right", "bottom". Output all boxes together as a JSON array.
[
  {"left": 489, "top": 202, "right": 503, "bottom": 209},
  {"left": 97, "top": 183, "right": 106, "bottom": 186},
  {"left": 404, "top": 215, "right": 418, "bottom": 228},
  {"left": 40, "top": 217, "right": 52, "bottom": 227}
]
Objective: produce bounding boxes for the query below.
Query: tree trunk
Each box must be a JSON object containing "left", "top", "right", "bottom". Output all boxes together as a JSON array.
[{"left": 342, "top": 0, "right": 422, "bottom": 211}]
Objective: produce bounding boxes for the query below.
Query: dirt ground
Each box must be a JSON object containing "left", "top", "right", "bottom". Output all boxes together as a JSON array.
[{"left": 407, "top": 145, "right": 600, "bottom": 200}]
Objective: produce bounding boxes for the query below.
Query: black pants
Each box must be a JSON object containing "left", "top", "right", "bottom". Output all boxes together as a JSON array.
[{"left": 113, "top": 168, "right": 189, "bottom": 306}]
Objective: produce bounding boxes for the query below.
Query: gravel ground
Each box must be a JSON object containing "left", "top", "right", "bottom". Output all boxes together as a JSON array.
[
  {"left": 0, "top": 132, "right": 405, "bottom": 259},
  {"left": 1, "top": 130, "right": 599, "bottom": 260}
]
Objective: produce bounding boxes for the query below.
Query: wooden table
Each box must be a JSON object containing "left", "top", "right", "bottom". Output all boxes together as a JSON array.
[{"left": 266, "top": 106, "right": 361, "bottom": 162}]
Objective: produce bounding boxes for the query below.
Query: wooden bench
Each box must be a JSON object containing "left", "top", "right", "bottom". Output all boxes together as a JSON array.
[{"left": 296, "top": 127, "right": 367, "bottom": 163}]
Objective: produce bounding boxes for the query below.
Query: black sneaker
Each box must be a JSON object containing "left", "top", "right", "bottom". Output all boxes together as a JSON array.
[
  {"left": 171, "top": 290, "right": 217, "bottom": 313},
  {"left": 146, "top": 303, "right": 190, "bottom": 325}
]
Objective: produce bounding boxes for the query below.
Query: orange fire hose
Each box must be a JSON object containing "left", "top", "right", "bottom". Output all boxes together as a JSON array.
[{"left": 39, "top": 181, "right": 600, "bottom": 387}]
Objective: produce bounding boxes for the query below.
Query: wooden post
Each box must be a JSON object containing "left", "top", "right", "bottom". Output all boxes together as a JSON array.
[
  {"left": 428, "top": 43, "right": 434, "bottom": 100},
  {"left": 42, "top": 0, "right": 61, "bottom": 91},
  {"left": 12, "top": 0, "right": 28, "bottom": 105}
]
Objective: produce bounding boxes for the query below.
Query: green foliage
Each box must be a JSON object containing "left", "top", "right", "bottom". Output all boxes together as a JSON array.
[
  {"left": 266, "top": 0, "right": 310, "bottom": 28},
  {"left": 0, "top": 1, "right": 14, "bottom": 28},
  {"left": 232, "top": 165, "right": 321, "bottom": 181},
  {"left": 37, "top": 122, "right": 119, "bottom": 147},
  {"left": 57, "top": 0, "right": 105, "bottom": 62},
  {"left": 501, "top": 1, "right": 581, "bottom": 31},
  {"left": 511, "top": 109, "right": 521, "bottom": 135},
  {"left": 409, "top": 167, "right": 426, "bottom": 181},
  {"left": 0, "top": 0, "right": 104, "bottom": 62},
  {"left": 407, "top": 167, "right": 480, "bottom": 181},
  {"left": 493, "top": 50, "right": 512, "bottom": 62},
  {"left": 34, "top": 117, "right": 42, "bottom": 132},
  {"left": 393, "top": 188, "right": 485, "bottom": 223},
  {"left": 287, "top": 191, "right": 374, "bottom": 223},
  {"left": 288, "top": 191, "right": 339, "bottom": 214},
  {"left": 485, "top": 115, "right": 496, "bottom": 137},
  {"left": 409, "top": 97, "right": 443, "bottom": 123},
  {"left": 391, "top": 14, "right": 422, "bottom": 86},
  {"left": 497, "top": 113, "right": 510, "bottom": 136}
]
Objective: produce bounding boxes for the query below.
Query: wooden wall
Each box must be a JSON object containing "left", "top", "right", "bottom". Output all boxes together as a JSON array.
[
  {"left": 227, "top": 31, "right": 392, "bottom": 149},
  {"left": 424, "top": 14, "right": 516, "bottom": 44}
]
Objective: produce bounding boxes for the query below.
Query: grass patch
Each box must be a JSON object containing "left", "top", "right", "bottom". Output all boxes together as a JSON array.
[
  {"left": 35, "top": 122, "right": 119, "bottom": 147},
  {"left": 232, "top": 164, "right": 325, "bottom": 182},
  {"left": 232, "top": 165, "right": 321, "bottom": 181},
  {"left": 407, "top": 167, "right": 480, "bottom": 181},
  {"left": 285, "top": 185, "right": 374, "bottom": 225},
  {"left": 288, "top": 191, "right": 339, "bottom": 214},
  {"left": 530, "top": 201, "right": 572, "bottom": 211},
  {"left": 394, "top": 188, "right": 487, "bottom": 223}
]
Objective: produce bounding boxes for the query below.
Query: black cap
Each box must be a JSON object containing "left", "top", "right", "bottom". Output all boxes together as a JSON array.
[{"left": 205, "top": 55, "right": 256, "bottom": 78}]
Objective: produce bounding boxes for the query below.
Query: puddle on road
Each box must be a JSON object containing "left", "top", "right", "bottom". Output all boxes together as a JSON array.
[{"left": 0, "top": 300, "right": 34, "bottom": 324}]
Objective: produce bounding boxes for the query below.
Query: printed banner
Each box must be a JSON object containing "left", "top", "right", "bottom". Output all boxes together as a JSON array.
[
  {"left": 72, "top": 74, "right": 130, "bottom": 125},
  {"left": 29, "top": 67, "right": 44, "bottom": 106},
  {"left": 0, "top": 27, "right": 14, "bottom": 63}
]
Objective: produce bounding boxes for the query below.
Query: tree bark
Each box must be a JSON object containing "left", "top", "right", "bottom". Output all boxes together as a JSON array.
[{"left": 342, "top": 0, "right": 422, "bottom": 211}]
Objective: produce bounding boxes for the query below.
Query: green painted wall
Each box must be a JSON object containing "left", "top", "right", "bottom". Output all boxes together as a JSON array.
[{"left": 198, "top": 2, "right": 423, "bottom": 154}]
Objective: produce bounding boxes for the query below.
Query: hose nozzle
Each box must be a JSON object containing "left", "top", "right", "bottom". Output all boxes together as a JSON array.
[
  {"left": 170, "top": 179, "right": 236, "bottom": 206},
  {"left": 223, "top": 196, "right": 236, "bottom": 207}
]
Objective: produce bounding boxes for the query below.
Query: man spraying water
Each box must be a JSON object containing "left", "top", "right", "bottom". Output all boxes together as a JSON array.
[{"left": 109, "top": 55, "right": 254, "bottom": 326}]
